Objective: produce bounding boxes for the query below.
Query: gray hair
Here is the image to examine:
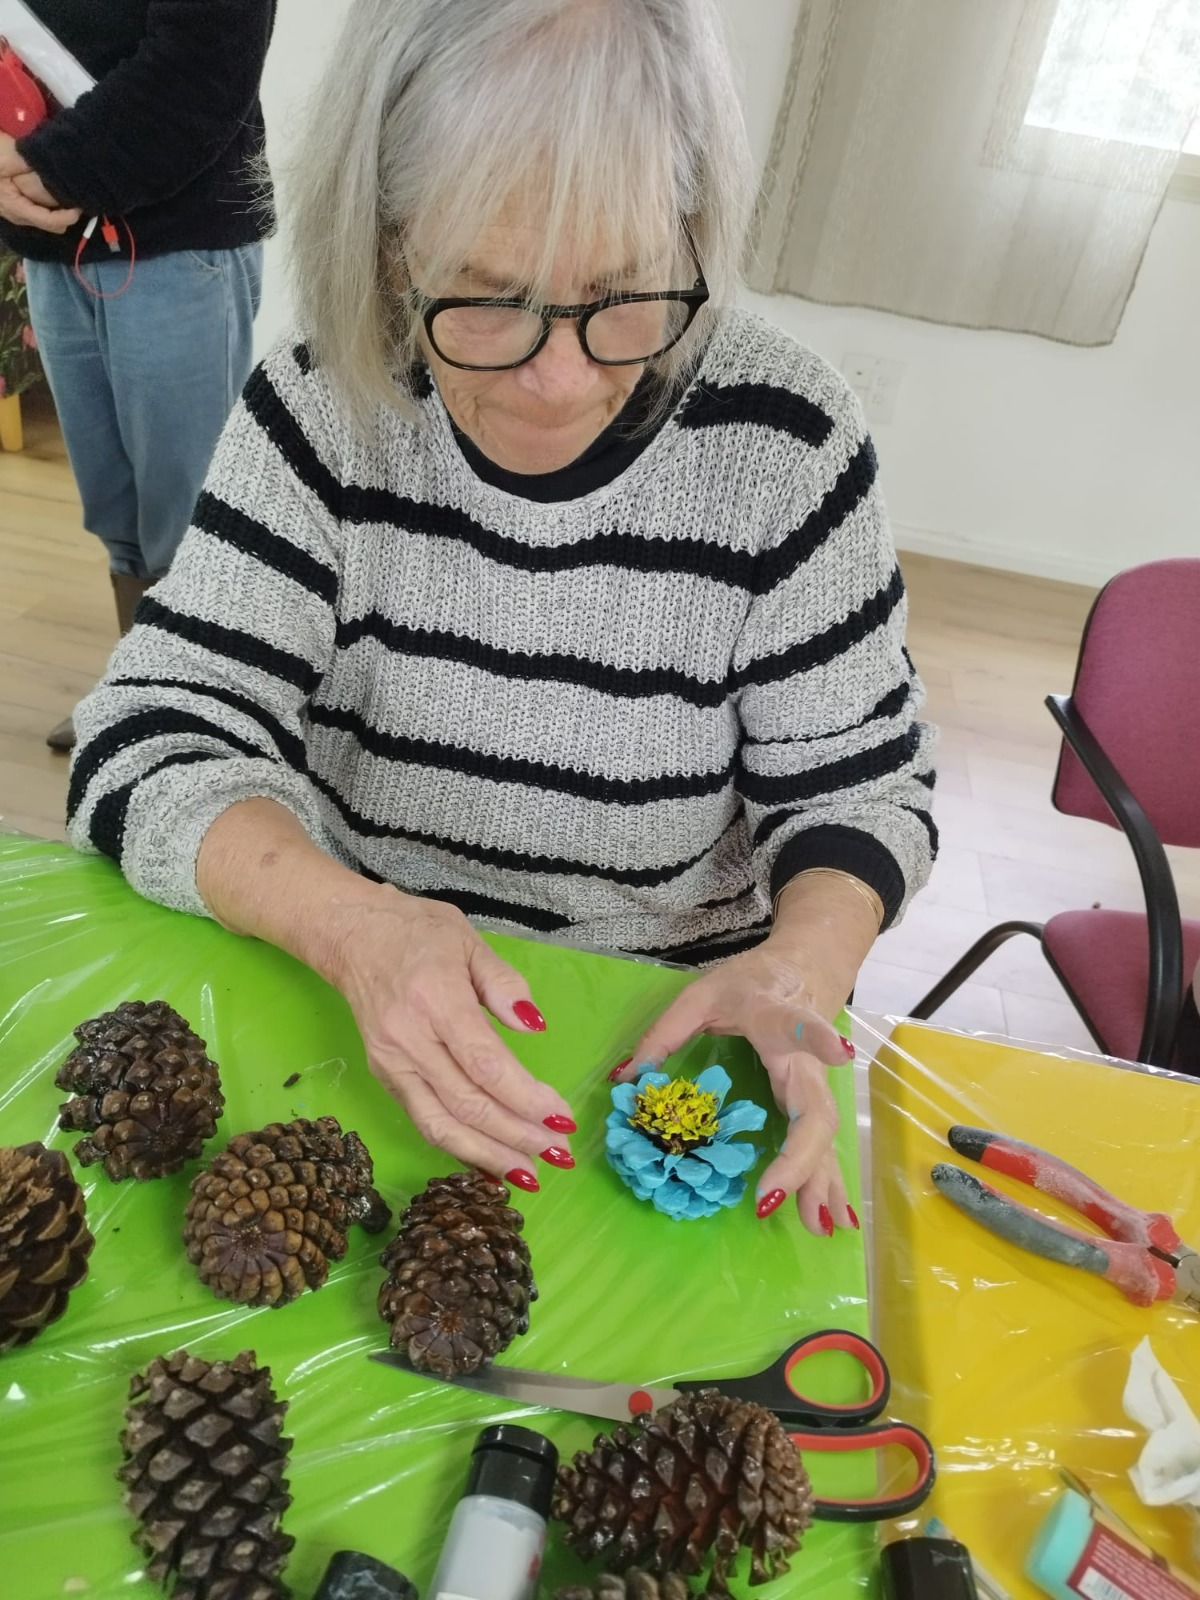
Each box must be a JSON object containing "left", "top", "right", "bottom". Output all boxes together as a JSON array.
[{"left": 285, "top": 0, "right": 754, "bottom": 432}]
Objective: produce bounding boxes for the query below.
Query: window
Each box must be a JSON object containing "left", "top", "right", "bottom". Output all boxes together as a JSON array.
[
  {"left": 983, "top": 0, "right": 1200, "bottom": 193},
  {"left": 1024, "top": 0, "right": 1200, "bottom": 151}
]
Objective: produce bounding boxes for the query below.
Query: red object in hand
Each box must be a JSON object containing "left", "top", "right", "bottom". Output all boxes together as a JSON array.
[{"left": 0, "top": 45, "right": 48, "bottom": 138}]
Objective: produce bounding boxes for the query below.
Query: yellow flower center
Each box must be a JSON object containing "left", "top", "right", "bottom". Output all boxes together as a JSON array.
[{"left": 631, "top": 1078, "right": 721, "bottom": 1153}]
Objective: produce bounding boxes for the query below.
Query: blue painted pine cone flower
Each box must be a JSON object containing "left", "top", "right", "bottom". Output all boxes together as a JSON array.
[{"left": 605, "top": 1066, "right": 767, "bottom": 1220}]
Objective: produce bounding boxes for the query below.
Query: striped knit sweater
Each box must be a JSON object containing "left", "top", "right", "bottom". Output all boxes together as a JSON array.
[{"left": 67, "top": 309, "right": 938, "bottom": 965}]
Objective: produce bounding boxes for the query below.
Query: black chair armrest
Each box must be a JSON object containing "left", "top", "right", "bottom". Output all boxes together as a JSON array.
[{"left": 1046, "top": 692, "right": 1182, "bottom": 1065}]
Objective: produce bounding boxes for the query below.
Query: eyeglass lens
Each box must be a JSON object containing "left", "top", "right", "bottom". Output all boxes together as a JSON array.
[{"left": 430, "top": 296, "right": 693, "bottom": 368}]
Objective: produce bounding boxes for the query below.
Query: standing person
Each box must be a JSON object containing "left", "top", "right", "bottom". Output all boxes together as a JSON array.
[
  {"left": 0, "top": 0, "right": 276, "bottom": 749},
  {"left": 68, "top": 0, "right": 939, "bottom": 1230}
]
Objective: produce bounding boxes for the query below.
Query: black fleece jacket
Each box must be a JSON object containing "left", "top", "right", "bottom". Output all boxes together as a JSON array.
[{"left": 1, "top": 0, "right": 276, "bottom": 263}]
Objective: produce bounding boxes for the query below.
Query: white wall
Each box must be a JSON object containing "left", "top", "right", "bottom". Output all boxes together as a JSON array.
[
  {"left": 257, "top": 0, "right": 1200, "bottom": 588},
  {"left": 724, "top": 0, "right": 1200, "bottom": 589},
  {"left": 256, "top": 0, "right": 350, "bottom": 355}
]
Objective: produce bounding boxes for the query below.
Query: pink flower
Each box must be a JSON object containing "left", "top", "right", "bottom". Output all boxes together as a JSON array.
[
  {"left": 13, "top": 262, "right": 25, "bottom": 284},
  {"left": 21, "top": 324, "right": 36, "bottom": 350}
]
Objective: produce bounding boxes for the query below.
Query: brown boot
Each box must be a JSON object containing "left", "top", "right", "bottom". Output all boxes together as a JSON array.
[
  {"left": 46, "top": 573, "right": 161, "bottom": 752},
  {"left": 110, "top": 572, "right": 157, "bottom": 634}
]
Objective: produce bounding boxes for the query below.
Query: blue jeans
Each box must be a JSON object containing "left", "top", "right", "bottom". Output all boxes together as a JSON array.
[{"left": 24, "top": 245, "right": 263, "bottom": 578}]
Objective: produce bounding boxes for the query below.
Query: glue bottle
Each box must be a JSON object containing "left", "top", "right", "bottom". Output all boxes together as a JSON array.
[{"left": 428, "top": 1424, "right": 559, "bottom": 1600}]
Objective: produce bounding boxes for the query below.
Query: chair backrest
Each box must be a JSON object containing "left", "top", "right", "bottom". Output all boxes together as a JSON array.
[{"left": 1053, "top": 558, "right": 1200, "bottom": 848}]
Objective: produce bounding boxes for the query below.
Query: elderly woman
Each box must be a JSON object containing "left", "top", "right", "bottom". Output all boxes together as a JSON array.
[{"left": 67, "top": 0, "right": 936, "bottom": 1234}]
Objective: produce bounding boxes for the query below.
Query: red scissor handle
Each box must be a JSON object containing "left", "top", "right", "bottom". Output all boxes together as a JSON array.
[
  {"left": 948, "top": 1126, "right": 1181, "bottom": 1255},
  {"left": 676, "top": 1328, "right": 890, "bottom": 1428},
  {"left": 790, "top": 1420, "right": 936, "bottom": 1523}
]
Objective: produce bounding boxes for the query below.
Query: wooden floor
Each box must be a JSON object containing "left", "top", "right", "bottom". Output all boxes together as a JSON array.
[{"left": 2, "top": 392, "right": 1196, "bottom": 1054}]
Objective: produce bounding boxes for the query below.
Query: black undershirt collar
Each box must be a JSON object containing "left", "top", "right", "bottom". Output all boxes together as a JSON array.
[{"left": 446, "top": 372, "right": 672, "bottom": 503}]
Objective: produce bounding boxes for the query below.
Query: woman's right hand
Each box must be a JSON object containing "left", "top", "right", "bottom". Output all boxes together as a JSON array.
[{"left": 326, "top": 885, "right": 576, "bottom": 1191}]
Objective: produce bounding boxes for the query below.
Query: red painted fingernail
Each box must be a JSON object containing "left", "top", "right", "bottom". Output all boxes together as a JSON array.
[
  {"left": 608, "top": 1056, "right": 633, "bottom": 1083},
  {"left": 840, "top": 1034, "right": 856, "bottom": 1059},
  {"left": 819, "top": 1204, "right": 834, "bottom": 1236},
  {"left": 848, "top": 1205, "right": 860, "bottom": 1230},
  {"left": 505, "top": 1168, "right": 540, "bottom": 1193},
  {"left": 513, "top": 1000, "right": 547, "bottom": 1032},
  {"left": 540, "top": 1146, "right": 575, "bottom": 1170},
  {"left": 756, "top": 1188, "right": 787, "bottom": 1219},
  {"left": 544, "top": 1114, "right": 577, "bottom": 1134},
  {"left": 473, "top": 1169, "right": 507, "bottom": 1188}
]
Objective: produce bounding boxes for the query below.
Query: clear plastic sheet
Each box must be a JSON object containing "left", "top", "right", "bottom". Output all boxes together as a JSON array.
[
  {"left": 0, "top": 835, "right": 875, "bottom": 1598},
  {"left": 854, "top": 1010, "right": 1200, "bottom": 1596}
]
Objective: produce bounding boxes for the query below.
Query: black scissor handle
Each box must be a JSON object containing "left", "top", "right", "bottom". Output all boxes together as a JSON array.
[
  {"left": 675, "top": 1329, "right": 891, "bottom": 1429},
  {"left": 790, "top": 1419, "right": 937, "bottom": 1523}
]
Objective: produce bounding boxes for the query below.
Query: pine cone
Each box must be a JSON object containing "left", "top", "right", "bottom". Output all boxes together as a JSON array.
[
  {"left": 0, "top": 1142, "right": 95, "bottom": 1351},
  {"left": 557, "top": 1576, "right": 693, "bottom": 1600},
  {"left": 119, "top": 1347, "right": 293, "bottom": 1600},
  {"left": 56, "top": 1000, "right": 224, "bottom": 1180},
  {"left": 553, "top": 1390, "right": 815, "bottom": 1596},
  {"left": 184, "top": 1116, "right": 390, "bottom": 1307},
  {"left": 378, "top": 1171, "right": 536, "bottom": 1378}
]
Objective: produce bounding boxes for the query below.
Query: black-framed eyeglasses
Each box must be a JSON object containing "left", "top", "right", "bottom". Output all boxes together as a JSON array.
[{"left": 416, "top": 276, "right": 710, "bottom": 372}]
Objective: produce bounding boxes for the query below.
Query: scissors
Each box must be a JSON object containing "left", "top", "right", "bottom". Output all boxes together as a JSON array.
[
  {"left": 932, "top": 1125, "right": 1200, "bottom": 1314},
  {"left": 370, "top": 1327, "right": 935, "bottom": 1522}
]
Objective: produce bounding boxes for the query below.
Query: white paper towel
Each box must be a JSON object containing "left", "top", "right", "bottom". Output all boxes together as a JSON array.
[{"left": 1124, "top": 1337, "right": 1200, "bottom": 1562}]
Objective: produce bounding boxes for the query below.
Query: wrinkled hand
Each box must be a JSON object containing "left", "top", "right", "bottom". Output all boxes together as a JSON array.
[
  {"left": 0, "top": 132, "right": 25, "bottom": 179},
  {"left": 13, "top": 166, "right": 67, "bottom": 208},
  {"left": 329, "top": 888, "right": 575, "bottom": 1190},
  {"left": 0, "top": 133, "right": 80, "bottom": 231},
  {"left": 615, "top": 943, "right": 856, "bottom": 1235}
]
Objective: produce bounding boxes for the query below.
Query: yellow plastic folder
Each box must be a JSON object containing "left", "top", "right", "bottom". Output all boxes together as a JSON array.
[
  {"left": 0, "top": 836, "right": 875, "bottom": 1598},
  {"left": 871, "top": 1022, "right": 1200, "bottom": 1594}
]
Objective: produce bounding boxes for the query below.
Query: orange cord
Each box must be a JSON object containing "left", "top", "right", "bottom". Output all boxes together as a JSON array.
[{"left": 73, "top": 216, "right": 136, "bottom": 299}]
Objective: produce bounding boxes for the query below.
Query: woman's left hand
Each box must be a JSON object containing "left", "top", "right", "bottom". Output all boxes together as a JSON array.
[{"left": 613, "top": 942, "right": 857, "bottom": 1236}]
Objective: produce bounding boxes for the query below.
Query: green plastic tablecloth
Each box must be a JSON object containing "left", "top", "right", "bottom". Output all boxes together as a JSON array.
[{"left": 0, "top": 834, "right": 875, "bottom": 1598}]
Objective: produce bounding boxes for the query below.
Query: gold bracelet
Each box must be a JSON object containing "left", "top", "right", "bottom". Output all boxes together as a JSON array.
[{"left": 772, "top": 868, "right": 886, "bottom": 928}]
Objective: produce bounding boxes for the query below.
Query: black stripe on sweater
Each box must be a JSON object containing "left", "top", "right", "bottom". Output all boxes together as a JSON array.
[
  {"left": 245, "top": 369, "right": 867, "bottom": 595},
  {"left": 106, "top": 676, "right": 749, "bottom": 887},
  {"left": 68, "top": 709, "right": 270, "bottom": 822},
  {"left": 419, "top": 884, "right": 573, "bottom": 935},
  {"left": 677, "top": 382, "right": 834, "bottom": 448},
  {"left": 243, "top": 365, "right": 345, "bottom": 517},
  {"left": 193, "top": 492, "right": 338, "bottom": 604},
  {"left": 138, "top": 598, "right": 322, "bottom": 695},
  {"left": 316, "top": 773, "right": 744, "bottom": 886},
  {"left": 745, "top": 680, "right": 912, "bottom": 749},
  {"left": 754, "top": 439, "right": 878, "bottom": 594},
  {"left": 902, "top": 804, "right": 940, "bottom": 857},
  {"left": 349, "top": 860, "right": 574, "bottom": 935},
  {"left": 307, "top": 702, "right": 737, "bottom": 804},
  {"left": 106, "top": 677, "right": 310, "bottom": 770},
  {"left": 88, "top": 751, "right": 221, "bottom": 864},
  {"left": 335, "top": 612, "right": 729, "bottom": 708},
  {"left": 625, "top": 917, "right": 773, "bottom": 965},
  {"left": 734, "top": 564, "right": 905, "bottom": 690},
  {"left": 738, "top": 727, "right": 922, "bottom": 807}
]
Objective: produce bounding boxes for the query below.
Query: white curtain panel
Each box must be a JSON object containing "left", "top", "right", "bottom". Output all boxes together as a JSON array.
[{"left": 749, "top": 0, "right": 1200, "bottom": 345}]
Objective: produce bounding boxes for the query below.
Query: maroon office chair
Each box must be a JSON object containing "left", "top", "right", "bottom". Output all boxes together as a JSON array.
[{"left": 911, "top": 558, "right": 1200, "bottom": 1072}]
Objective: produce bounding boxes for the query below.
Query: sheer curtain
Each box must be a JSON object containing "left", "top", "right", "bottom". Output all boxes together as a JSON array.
[{"left": 749, "top": 0, "right": 1200, "bottom": 345}]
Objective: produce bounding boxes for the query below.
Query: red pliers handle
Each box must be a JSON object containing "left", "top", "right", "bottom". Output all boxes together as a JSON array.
[
  {"left": 949, "top": 1126, "right": 1182, "bottom": 1254},
  {"left": 932, "top": 1126, "right": 1192, "bottom": 1310}
]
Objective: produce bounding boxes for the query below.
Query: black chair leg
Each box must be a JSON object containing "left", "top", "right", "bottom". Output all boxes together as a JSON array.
[{"left": 909, "top": 921, "right": 1045, "bottom": 1020}]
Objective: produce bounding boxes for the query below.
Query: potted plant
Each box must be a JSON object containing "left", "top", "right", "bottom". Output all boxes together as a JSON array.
[{"left": 0, "top": 248, "right": 43, "bottom": 451}]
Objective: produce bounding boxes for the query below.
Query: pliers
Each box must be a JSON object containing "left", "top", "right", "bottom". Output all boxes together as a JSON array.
[{"left": 931, "top": 1126, "right": 1200, "bottom": 1313}]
